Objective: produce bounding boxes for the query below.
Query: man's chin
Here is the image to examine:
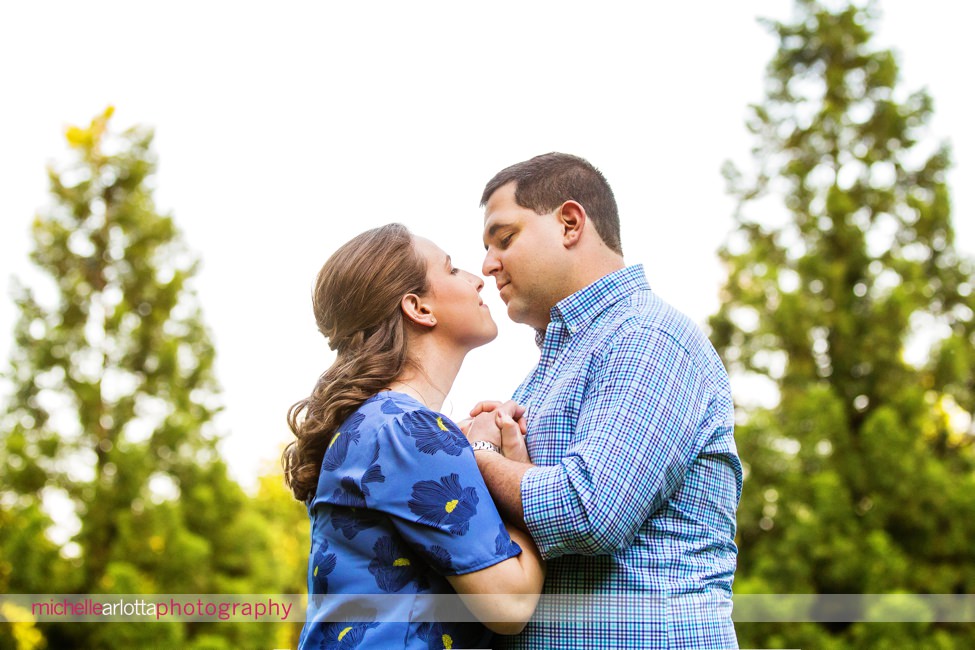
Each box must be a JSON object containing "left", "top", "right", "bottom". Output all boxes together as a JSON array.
[
  {"left": 504, "top": 301, "right": 521, "bottom": 321},
  {"left": 505, "top": 302, "right": 536, "bottom": 327}
]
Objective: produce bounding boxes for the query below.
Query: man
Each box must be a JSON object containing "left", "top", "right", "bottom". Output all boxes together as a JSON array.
[{"left": 465, "top": 153, "right": 742, "bottom": 649}]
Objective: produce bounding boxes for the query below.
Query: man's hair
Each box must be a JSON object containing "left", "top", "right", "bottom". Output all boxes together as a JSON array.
[{"left": 480, "top": 152, "right": 622, "bottom": 255}]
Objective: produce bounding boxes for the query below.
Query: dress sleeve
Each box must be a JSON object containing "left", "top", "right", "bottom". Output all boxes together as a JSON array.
[
  {"left": 521, "top": 326, "right": 714, "bottom": 559},
  {"left": 363, "top": 407, "right": 522, "bottom": 576}
]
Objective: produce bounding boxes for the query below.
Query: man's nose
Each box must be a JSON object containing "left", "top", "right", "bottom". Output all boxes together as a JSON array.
[{"left": 482, "top": 250, "right": 501, "bottom": 277}]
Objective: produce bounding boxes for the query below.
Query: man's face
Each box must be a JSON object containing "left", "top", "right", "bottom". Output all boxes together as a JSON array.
[{"left": 482, "top": 182, "right": 567, "bottom": 330}]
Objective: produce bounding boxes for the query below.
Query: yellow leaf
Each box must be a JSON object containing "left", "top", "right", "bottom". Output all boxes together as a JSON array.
[{"left": 65, "top": 126, "right": 90, "bottom": 148}]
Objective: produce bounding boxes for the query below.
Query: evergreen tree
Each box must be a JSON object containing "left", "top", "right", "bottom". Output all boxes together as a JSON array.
[
  {"left": 250, "top": 469, "right": 311, "bottom": 649},
  {"left": 0, "top": 108, "right": 284, "bottom": 649},
  {"left": 712, "top": 2, "right": 975, "bottom": 647}
]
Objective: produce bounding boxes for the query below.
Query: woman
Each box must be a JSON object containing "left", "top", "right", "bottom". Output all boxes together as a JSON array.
[{"left": 284, "top": 223, "right": 544, "bottom": 649}]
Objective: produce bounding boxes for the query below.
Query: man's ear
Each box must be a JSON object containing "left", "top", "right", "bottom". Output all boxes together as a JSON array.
[
  {"left": 557, "top": 200, "right": 587, "bottom": 248},
  {"left": 401, "top": 293, "right": 437, "bottom": 328}
]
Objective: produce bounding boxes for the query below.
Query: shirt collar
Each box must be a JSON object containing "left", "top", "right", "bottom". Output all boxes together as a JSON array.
[{"left": 535, "top": 265, "right": 650, "bottom": 345}]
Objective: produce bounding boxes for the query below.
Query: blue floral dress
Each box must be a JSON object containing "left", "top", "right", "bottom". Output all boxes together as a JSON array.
[{"left": 298, "top": 391, "right": 523, "bottom": 650}]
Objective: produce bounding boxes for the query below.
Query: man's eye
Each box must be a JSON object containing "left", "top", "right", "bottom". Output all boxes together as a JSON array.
[{"left": 499, "top": 234, "right": 513, "bottom": 248}]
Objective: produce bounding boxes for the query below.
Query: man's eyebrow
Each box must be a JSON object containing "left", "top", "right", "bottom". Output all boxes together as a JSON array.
[
  {"left": 483, "top": 221, "right": 511, "bottom": 249},
  {"left": 485, "top": 222, "right": 505, "bottom": 238}
]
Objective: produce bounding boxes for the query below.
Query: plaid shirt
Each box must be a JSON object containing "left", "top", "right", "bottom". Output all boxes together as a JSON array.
[{"left": 500, "top": 265, "right": 741, "bottom": 650}]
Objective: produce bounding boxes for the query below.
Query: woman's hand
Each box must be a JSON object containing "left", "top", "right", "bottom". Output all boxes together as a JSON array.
[
  {"left": 464, "top": 409, "right": 503, "bottom": 447},
  {"left": 463, "top": 400, "right": 530, "bottom": 463}
]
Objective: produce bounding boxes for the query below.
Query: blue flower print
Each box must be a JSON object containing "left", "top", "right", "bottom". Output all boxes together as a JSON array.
[
  {"left": 330, "top": 506, "right": 379, "bottom": 540},
  {"left": 405, "top": 410, "right": 468, "bottom": 456},
  {"left": 494, "top": 523, "right": 521, "bottom": 557},
  {"left": 417, "top": 621, "right": 460, "bottom": 650},
  {"left": 323, "top": 412, "right": 366, "bottom": 471},
  {"left": 408, "top": 473, "right": 479, "bottom": 536},
  {"left": 359, "top": 444, "right": 385, "bottom": 497},
  {"left": 311, "top": 540, "right": 338, "bottom": 606},
  {"left": 331, "top": 476, "right": 366, "bottom": 508},
  {"left": 321, "top": 613, "right": 380, "bottom": 650},
  {"left": 381, "top": 398, "right": 404, "bottom": 415},
  {"left": 368, "top": 536, "right": 420, "bottom": 593},
  {"left": 419, "top": 544, "right": 453, "bottom": 573},
  {"left": 321, "top": 622, "right": 379, "bottom": 649}
]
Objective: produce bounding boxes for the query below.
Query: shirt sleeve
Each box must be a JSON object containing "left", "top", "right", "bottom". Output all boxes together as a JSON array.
[
  {"left": 521, "top": 326, "right": 714, "bottom": 559},
  {"left": 365, "top": 408, "right": 522, "bottom": 575}
]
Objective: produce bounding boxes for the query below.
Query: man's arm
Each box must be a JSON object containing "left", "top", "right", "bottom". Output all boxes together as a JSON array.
[
  {"left": 465, "top": 407, "right": 533, "bottom": 530},
  {"left": 516, "top": 327, "right": 724, "bottom": 559}
]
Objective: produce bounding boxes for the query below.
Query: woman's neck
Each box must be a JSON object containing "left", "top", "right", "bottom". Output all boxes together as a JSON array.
[{"left": 390, "top": 338, "right": 465, "bottom": 411}]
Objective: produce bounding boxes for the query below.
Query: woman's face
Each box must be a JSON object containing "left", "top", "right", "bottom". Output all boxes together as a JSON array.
[{"left": 412, "top": 236, "right": 498, "bottom": 350}]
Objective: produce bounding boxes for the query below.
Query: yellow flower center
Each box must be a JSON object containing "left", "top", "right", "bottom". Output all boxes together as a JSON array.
[
  {"left": 328, "top": 432, "right": 341, "bottom": 448},
  {"left": 445, "top": 499, "right": 458, "bottom": 513},
  {"left": 442, "top": 633, "right": 454, "bottom": 648},
  {"left": 338, "top": 626, "right": 352, "bottom": 641},
  {"left": 393, "top": 558, "right": 411, "bottom": 567},
  {"left": 436, "top": 416, "right": 449, "bottom": 432},
  {"left": 313, "top": 565, "right": 318, "bottom": 577}
]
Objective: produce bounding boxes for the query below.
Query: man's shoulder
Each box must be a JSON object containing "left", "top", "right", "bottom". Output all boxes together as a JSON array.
[
  {"left": 602, "top": 289, "right": 702, "bottom": 347},
  {"left": 594, "top": 291, "right": 728, "bottom": 380}
]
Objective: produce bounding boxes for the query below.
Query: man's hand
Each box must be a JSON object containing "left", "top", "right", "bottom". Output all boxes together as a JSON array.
[
  {"left": 469, "top": 400, "right": 505, "bottom": 417},
  {"left": 470, "top": 400, "right": 528, "bottom": 435},
  {"left": 496, "top": 410, "right": 530, "bottom": 463}
]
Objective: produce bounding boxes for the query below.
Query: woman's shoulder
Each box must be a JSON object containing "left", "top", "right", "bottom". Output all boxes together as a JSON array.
[
  {"left": 353, "top": 392, "right": 465, "bottom": 449},
  {"left": 333, "top": 391, "right": 418, "bottom": 438},
  {"left": 376, "top": 394, "right": 470, "bottom": 459},
  {"left": 314, "top": 392, "right": 475, "bottom": 503}
]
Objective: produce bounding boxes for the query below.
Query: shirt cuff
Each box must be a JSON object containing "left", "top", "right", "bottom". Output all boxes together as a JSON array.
[{"left": 521, "top": 464, "right": 580, "bottom": 561}]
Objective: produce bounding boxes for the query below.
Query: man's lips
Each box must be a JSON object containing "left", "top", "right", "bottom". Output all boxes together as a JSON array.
[{"left": 497, "top": 282, "right": 511, "bottom": 303}]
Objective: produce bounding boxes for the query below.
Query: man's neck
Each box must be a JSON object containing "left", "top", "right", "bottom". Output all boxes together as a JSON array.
[{"left": 563, "top": 255, "right": 627, "bottom": 303}]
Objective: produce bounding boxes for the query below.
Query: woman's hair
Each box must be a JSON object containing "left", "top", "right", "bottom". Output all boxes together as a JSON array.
[{"left": 283, "top": 223, "right": 428, "bottom": 502}]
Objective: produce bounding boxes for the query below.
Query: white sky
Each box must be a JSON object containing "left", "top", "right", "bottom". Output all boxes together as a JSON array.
[{"left": 1, "top": 1, "right": 972, "bottom": 491}]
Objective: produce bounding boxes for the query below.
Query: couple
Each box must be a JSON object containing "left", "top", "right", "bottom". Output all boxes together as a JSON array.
[{"left": 284, "top": 153, "right": 742, "bottom": 649}]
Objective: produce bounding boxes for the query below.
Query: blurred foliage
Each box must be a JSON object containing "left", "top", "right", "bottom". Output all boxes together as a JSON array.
[
  {"left": 0, "top": 109, "right": 307, "bottom": 649},
  {"left": 712, "top": 1, "right": 975, "bottom": 648}
]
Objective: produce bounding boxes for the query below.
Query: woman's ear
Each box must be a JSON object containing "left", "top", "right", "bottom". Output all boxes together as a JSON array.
[
  {"left": 400, "top": 293, "right": 437, "bottom": 328},
  {"left": 557, "top": 200, "right": 587, "bottom": 248}
]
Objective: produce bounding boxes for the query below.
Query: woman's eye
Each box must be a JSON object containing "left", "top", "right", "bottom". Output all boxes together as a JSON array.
[{"left": 450, "top": 267, "right": 460, "bottom": 275}]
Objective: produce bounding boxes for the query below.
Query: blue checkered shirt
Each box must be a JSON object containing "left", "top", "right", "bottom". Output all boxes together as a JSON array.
[{"left": 499, "top": 265, "right": 742, "bottom": 650}]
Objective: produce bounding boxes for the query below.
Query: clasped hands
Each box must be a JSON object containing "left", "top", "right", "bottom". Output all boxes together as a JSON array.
[{"left": 459, "top": 400, "right": 531, "bottom": 463}]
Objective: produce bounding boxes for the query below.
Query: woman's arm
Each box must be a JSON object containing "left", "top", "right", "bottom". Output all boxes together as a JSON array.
[
  {"left": 448, "top": 411, "right": 543, "bottom": 634},
  {"left": 446, "top": 523, "right": 545, "bottom": 634},
  {"left": 463, "top": 406, "right": 534, "bottom": 529}
]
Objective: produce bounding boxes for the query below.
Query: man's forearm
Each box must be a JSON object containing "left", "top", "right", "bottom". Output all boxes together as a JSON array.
[{"left": 474, "top": 451, "right": 533, "bottom": 532}]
